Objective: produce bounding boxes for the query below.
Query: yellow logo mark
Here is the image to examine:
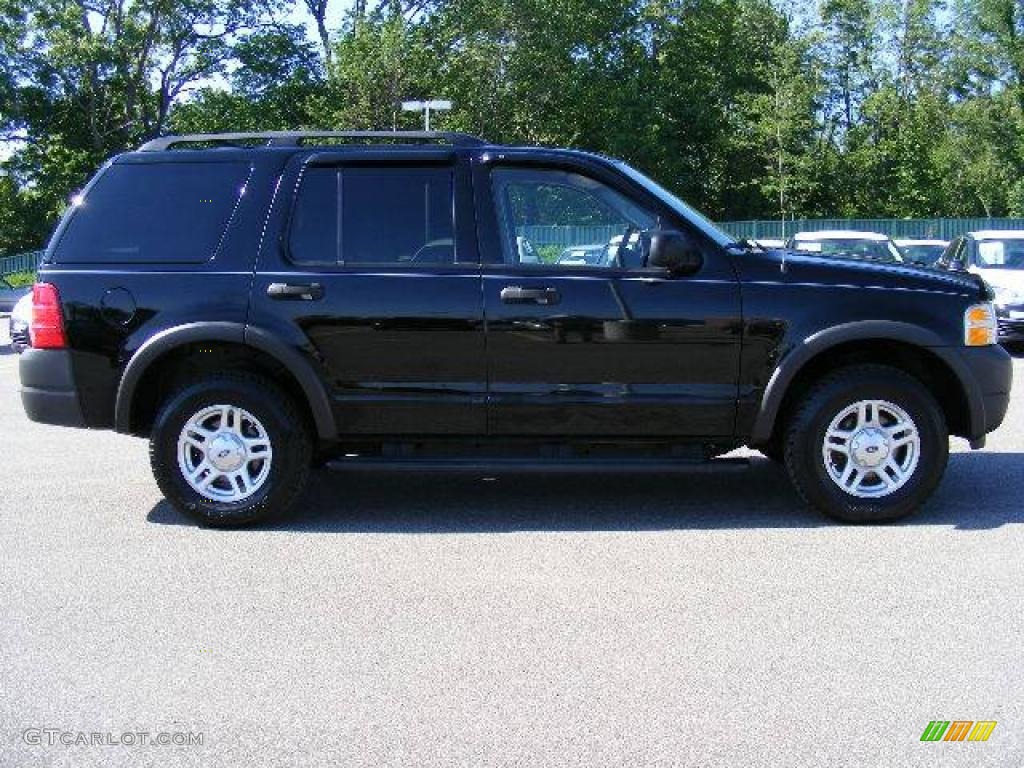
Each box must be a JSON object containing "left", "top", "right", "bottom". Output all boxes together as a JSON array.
[{"left": 968, "top": 721, "right": 998, "bottom": 742}]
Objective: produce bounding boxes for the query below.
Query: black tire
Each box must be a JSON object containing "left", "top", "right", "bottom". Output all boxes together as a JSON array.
[
  {"left": 783, "top": 364, "right": 948, "bottom": 523},
  {"left": 149, "top": 373, "right": 312, "bottom": 527}
]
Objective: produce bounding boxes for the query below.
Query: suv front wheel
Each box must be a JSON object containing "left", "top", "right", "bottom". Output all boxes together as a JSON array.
[
  {"left": 149, "top": 373, "right": 312, "bottom": 527},
  {"left": 784, "top": 364, "right": 949, "bottom": 523}
]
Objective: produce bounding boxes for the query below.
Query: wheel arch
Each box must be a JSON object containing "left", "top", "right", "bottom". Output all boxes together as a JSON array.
[
  {"left": 115, "top": 322, "right": 336, "bottom": 440},
  {"left": 751, "top": 321, "right": 978, "bottom": 446}
]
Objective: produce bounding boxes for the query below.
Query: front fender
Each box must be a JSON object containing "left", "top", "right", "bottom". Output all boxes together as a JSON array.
[{"left": 749, "top": 320, "right": 959, "bottom": 444}]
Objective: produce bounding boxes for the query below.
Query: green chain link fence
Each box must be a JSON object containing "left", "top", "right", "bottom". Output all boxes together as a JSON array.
[
  {"left": 0, "top": 250, "right": 42, "bottom": 278},
  {"left": 718, "top": 218, "right": 1024, "bottom": 242}
]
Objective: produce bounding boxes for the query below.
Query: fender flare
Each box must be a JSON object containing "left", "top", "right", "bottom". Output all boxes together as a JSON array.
[
  {"left": 749, "top": 320, "right": 975, "bottom": 444},
  {"left": 114, "top": 322, "right": 336, "bottom": 439}
]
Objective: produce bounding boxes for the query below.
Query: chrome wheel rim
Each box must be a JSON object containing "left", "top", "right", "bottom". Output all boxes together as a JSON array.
[
  {"left": 177, "top": 404, "right": 273, "bottom": 502},
  {"left": 821, "top": 399, "right": 920, "bottom": 499}
]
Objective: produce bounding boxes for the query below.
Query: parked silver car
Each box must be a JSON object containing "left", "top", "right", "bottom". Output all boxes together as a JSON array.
[
  {"left": 9, "top": 291, "right": 31, "bottom": 353},
  {"left": 0, "top": 276, "right": 30, "bottom": 313}
]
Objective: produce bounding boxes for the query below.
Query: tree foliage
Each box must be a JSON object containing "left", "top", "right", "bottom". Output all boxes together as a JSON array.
[{"left": 2, "top": 0, "right": 1024, "bottom": 253}]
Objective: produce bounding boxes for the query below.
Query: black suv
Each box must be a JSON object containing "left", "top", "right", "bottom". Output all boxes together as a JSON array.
[{"left": 18, "top": 131, "right": 1012, "bottom": 526}]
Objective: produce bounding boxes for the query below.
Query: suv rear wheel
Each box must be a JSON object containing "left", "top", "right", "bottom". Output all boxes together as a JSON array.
[
  {"left": 783, "top": 365, "right": 948, "bottom": 523},
  {"left": 149, "top": 373, "right": 312, "bottom": 527}
]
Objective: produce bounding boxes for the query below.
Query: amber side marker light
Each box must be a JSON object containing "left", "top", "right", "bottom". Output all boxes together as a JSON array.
[{"left": 964, "top": 303, "right": 997, "bottom": 347}]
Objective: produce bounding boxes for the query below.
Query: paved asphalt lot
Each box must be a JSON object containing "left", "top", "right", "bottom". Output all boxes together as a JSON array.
[{"left": 1, "top": 320, "right": 1022, "bottom": 768}]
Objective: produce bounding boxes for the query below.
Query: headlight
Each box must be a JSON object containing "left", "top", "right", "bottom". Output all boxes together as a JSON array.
[
  {"left": 992, "top": 285, "right": 1024, "bottom": 306},
  {"left": 965, "top": 302, "right": 997, "bottom": 346}
]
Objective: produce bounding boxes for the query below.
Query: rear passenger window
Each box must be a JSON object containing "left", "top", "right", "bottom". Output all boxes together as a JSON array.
[
  {"left": 53, "top": 162, "right": 249, "bottom": 264},
  {"left": 288, "top": 165, "right": 455, "bottom": 266}
]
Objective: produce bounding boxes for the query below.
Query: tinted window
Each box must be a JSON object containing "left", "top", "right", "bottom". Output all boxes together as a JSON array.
[
  {"left": 289, "top": 167, "right": 339, "bottom": 265},
  {"left": 288, "top": 165, "right": 455, "bottom": 266},
  {"left": 53, "top": 162, "right": 249, "bottom": 264},
  {"left": 492, "top": 168, "right": 657, "bottom": 268},
  {"left": 615, "top": 161, "right": 734, "bottom": 247}
]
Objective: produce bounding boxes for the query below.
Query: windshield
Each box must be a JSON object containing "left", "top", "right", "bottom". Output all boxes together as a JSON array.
[
  {"left": 615, "top": 162, "right": 734, "bottom": 247},
  {"left": 791, "top": 238, "right": 901, "bottom": 262},
  {"left": 975, "top": 239, "right": 1024, "bottom": 270},
  {"left": 899, "top": 244, "right": 945, "bottom": 265}
]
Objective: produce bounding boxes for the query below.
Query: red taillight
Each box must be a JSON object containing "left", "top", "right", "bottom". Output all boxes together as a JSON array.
[{"left": 30, "top": 282, "right": 67, "bottom": 349}]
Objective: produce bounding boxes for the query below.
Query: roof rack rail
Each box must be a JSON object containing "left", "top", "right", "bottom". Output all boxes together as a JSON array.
[{"left": 138, "top": 130, "right": 487, "bottom": 152}]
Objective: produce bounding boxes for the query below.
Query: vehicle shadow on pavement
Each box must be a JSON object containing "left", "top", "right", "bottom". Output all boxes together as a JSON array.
[{"left": 146, "top": 452, "right": 1024, "bottom": 532}]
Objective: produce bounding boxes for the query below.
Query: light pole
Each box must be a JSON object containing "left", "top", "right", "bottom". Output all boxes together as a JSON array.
[{"left": 401, "top": 99, "right": 452, "bottom": 131}]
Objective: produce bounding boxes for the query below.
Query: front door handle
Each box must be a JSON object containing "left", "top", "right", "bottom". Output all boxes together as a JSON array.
[
  {"left": 267, "top": 282, "right": 324, "bottom": 301},
  {"left": 500, "top": 286, "right": 561, "bottom": 305}
]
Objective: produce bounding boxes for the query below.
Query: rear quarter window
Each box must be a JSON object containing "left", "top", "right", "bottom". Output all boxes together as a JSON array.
[{"left": 52, "top": 162, "right": 250, "bottom": 264}]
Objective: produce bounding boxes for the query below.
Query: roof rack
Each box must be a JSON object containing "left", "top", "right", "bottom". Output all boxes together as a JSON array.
[{"left": 138, "top": 130, "right": 487, "bottom": 152}]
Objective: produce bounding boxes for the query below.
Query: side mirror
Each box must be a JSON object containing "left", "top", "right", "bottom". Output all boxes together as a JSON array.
[{"left": 648, "top": 230, "right": 703, "bottom": 274}]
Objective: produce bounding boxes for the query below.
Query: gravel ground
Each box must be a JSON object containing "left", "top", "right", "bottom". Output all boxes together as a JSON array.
[{"left": 1, "top": 323, "right": 1022, "bottom": 767}]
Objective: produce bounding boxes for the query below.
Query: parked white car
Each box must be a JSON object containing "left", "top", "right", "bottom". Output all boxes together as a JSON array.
[
  {"left": 0, "top": 275, "right": 31, "bottom": 313},
  {"left": 786, "top": 230, "right": 904, "bottom": 262},
  {"left": 938, "top": 230, "right": 1024, "bottom": 343}
]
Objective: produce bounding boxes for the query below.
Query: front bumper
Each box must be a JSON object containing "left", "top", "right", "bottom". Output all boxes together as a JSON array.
[
  {"left": 19, "top": 349, "right": 87, "bottom": 428},
  {"left": 943, "top": 344, "right": 1013, "bottom": 442}
]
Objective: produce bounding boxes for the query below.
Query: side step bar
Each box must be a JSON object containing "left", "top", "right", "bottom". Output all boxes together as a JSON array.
[{"left": 325, "top": 457, "right": 751, "bottom": 474}]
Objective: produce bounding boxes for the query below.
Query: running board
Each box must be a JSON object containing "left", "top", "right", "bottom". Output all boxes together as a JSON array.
[{"left": 325, "top": 457, "right": 751, "bottom": 474}]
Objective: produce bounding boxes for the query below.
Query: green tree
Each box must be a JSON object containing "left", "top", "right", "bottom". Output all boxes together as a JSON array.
[
  {"left": 7, "top": 0, "right": 1024, "bottom": 250},
  {"left": 170, "top": 25, "right": 323, "bottom": 132},
  {"left": 737, "top": 17, "right": 829, "bottom": 221},
  {"left": 0, "top": 0, "right": 285, "bottom": 250},
  {"left": 820, "top": 0, "right": 880, "bottom": 133},
  {"left": 312, "top": 9, "right": 432, "bottom": 130}
]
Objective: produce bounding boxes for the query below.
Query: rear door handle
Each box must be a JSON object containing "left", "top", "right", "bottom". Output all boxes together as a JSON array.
[
  {"left": 500, "top": 286, "right": 561, "bottom": 305},
  {"left": 267, "top": 282, "right": 324, "bottom": 301}
]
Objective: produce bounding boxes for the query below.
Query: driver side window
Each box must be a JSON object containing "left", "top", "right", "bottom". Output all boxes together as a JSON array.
[{"left": 492, "top": 168, "right": 657, "bottom": 269}]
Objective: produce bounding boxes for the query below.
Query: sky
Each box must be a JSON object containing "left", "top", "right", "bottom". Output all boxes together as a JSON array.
[{"left": 291, "top": 0, "right": 354, "bottom": 41}]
